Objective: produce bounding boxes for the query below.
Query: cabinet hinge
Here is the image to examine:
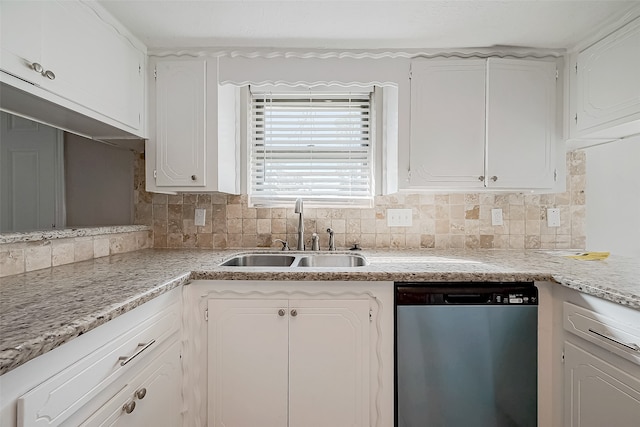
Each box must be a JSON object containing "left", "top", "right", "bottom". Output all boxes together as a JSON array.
[
  {"left": 205, "top": 309, "right": 208, "bottom": 321},
  {"left": 554, "top": 168, "right": 558, "bottom": 182},
  {"left": 409, "top": 69, "right": 412, "bottom": 80},
  {"left": 153, "top": 170, "right": 157, "bottom": 179},
  {"left": 369, "top": 308, "right": 373, "bottom": 322},
  {"left": 574, "top": 113, "right": 578, "bottom": 124},
  {"left": 575, "top": 63, "right": 578, "bottom": 74},
  {"left": 154, "top": 68, "right": 157, "bottom": 80},
  {"left": 555, "top": 69, "right": 559, "bottom": 80},
  {"left": 138, "top": 64, "right": 142, "bottom": 75}
]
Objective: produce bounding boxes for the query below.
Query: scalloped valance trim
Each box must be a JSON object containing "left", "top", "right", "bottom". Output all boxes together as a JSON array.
[
  {"left": 217, "top": 79, "right": 398, "bottom": 87},
  {"left": 149, "top": 46, "right": 565, "bottom": 59}
]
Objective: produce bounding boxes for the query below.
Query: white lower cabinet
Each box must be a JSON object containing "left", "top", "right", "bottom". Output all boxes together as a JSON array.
[
  {"left": 183, "top": 280, "right": 394, "bottom": 427},
  {"left": 561, "top": 295, "right": 640, "bottom": 427},
  {"left": 75, "top": 339, "right": 182, "bottom": 427},
  {"left": 564, "top": 342, "right": 640, "bottom": 427},
  {"left": 0, "top": 288, "right": 182, "bottom": 427},
  {"left": 208, "top": 298, "right": 370, "bottom": 427}
]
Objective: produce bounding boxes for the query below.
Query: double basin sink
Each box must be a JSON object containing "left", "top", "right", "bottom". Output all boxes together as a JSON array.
[{"left": 220, "top": 252, "right": 368, "bottom": 268}]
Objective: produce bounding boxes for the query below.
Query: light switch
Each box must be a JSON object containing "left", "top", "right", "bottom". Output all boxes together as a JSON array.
[
  {"left": 547, "top": 208, "right": 560, "bottom": 227},
  {"left": 195, "top": 208, "right": 206, "bottom": 227},
  {"left": 491, "top": 209, "right": 503, "bottom": 226},
  {"left": 387, "top": 209, "right": 413, "bottom": 227}
]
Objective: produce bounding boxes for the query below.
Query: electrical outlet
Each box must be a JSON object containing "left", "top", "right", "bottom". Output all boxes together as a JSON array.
[
  {"left": 547, "top": 208, "right": 560, "bottom": 227},
  {"left": 387, "top": 209, "right": 413, "bottom": 227},
  {"left": 491, "top": 208, "right": 503, "bottom": 226},
  {"left": 195, "top": 208, "right": 206, "bottom": 227}
]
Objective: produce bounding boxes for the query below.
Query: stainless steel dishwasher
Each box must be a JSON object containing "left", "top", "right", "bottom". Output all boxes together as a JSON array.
[{"left": 395, "top": 282, "right": 538, "bottom": 427}]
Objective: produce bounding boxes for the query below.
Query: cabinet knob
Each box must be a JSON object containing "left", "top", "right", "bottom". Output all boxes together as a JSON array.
[
  {"left": 43, "top": 69, "right": 55, "bottom": 80},
  {"left": 191, "top": 175, "right": 197, "bottom": 181},
  {"left": 290, "top": 309, "right": 298, "bottom": 317},
  {"left": 123, "top": 401, "right": 136, "bottom": 414},
  {"left": 136, "top": 388, "right": 147, "bottom": 400},
  {"left": 478, "top": 176, "right": 485, "bottom": 181},
  {"left": 278, "top": 309, "right": 286, "bottom": 317},
  {"left": 490, "top": 176, "right": 498, "bottom": 182},
  {"left": 31, "top": 62, "right": 43, "bottom": 73}
]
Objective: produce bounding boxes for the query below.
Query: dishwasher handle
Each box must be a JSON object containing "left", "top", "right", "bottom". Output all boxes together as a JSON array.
[{"left": 444, "top": 293, "right": 492, "bottom": 304}]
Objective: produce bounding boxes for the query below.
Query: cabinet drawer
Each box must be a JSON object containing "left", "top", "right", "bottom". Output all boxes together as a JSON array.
[
  {"left": 564, "top": 301, "right": 640, "bottom": 366},
  {"left": 76, "top": 338, "right": 182, "bottom": 427},
  {"left": 17, "top": 299, "right": 180, "bottom": 427}
]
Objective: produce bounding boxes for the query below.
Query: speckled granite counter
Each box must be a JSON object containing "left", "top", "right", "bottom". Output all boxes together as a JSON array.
[
  {"left": 1, "top": 248, "right": 639, "bottom": 375},
  {"left": 0, "top": 225, "right": 150, "bottom": 244}
]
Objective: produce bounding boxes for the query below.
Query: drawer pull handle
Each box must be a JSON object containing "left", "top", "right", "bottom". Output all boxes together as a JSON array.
[
  {"left": 136, "top": 388, "right": 147, "bottom": 400},
  {"left": 123, "top": 400, "right": 136, "bottom": 414},
  {"left": 118, "top": 340, "right": 156, "bottom": 366},
  {"left": 588, "top": 328, "right": 640, "bottom": 352}
]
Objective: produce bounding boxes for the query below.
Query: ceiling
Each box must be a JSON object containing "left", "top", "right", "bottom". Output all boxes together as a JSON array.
[{"left": 98, "top": 0, "right": 640, "bottom": 50}]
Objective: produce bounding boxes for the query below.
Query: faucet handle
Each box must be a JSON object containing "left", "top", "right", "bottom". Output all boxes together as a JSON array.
[
  {"left": 311, "top": 233, "right": 320, "bottom": 251},
  {"left": 326, "top": 228, "right": 336, "bottom": 251},
  {"left": 274, "top": 239, "right": 290, "bottom": 251}
]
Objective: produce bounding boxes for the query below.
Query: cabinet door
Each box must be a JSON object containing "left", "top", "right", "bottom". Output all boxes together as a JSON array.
[
  {"left": 208, "top": 299, "right": 289, "bottom": 427},
  {"left": 154, "top": 60, "right": 207, "bottom": 187},
  {"left": 40, "top": 1, "right": 144, "bottom": 131},
  {"left": 575, "top": 17, "right": 640, "bottom": 137},
  {"left": 486, "top": 58, "right": 557, "bottom": 189},
  {"left": 0, "top": 1, "right": 144, "bottom": 133},
  {"left": 409, "top": 59, "right": 486, "bottom": 187},
  {"left": 288, "top": 299, "right": 370, "bottom": 427},
  {"left": 564, "top": 341, "right": 640, "bottom": 427},
  {"left": 0, "top": 1, "right": 43, "bottom": 82}
]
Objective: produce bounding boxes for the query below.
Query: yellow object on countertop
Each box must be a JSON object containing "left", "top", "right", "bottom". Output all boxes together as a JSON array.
[{"left": 565, "top": 252, "right": 610, "bottom": 261}]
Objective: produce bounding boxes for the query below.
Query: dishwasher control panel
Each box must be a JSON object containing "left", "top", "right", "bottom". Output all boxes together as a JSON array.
[{"left": 395, "top": 282, "right": 538, "bottom": 305}]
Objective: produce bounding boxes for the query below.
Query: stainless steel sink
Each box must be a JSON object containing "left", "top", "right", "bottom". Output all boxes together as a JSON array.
[
  {"left": 296, "top": 254, "right": 368, "bottom": 267},
  {"left": 219, "top": 254, "right": 296, "bottom": 267},
  {"left": 219, "top": 252, "right": 368, "bottom": 268}
]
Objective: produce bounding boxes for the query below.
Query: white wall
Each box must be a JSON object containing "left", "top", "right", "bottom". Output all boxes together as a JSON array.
[{"left": 585, "top": 136, "right": 640, "bottom": 257}]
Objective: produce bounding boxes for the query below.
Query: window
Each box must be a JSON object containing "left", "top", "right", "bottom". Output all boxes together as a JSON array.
[{"left": 248, "top": 88, "right": 374, "bottom": 207}]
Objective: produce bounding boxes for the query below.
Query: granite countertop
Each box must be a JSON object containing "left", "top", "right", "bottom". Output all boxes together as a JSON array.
[
  {"left": 0, "top": 225, "right": 150, "bottom": 244},
  {"left": 1, "top": 248, "right": 639, "bottom": 375}
]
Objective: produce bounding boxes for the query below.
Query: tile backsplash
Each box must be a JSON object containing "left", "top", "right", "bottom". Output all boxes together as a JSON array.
[
  {"left": 136, "top": 152, "right": 586, "bottom": 251},
  {"left": 0, "top": 230, "right": 152, "bottom": 277}
]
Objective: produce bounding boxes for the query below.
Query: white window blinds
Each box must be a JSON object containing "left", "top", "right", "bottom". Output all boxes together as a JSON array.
[{"left": 249, "top": 90, "right": 374, "bottom": 207}]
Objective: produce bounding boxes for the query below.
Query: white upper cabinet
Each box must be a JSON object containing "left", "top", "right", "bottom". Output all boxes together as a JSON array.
[
  {"left": 146, "top": 57, "right": 240, "bottom": 193},
  {"left": 154, "top": 60, "right": 207, "bottom": 187},
  {"left": 570, "top": 16, "right": 640, "bottom": 140},
  {"left": 0, "top": 0, "right": 146, "bottom": 137},
  {"left": 486, "top": 58, "right": 558, "bottom": 189},
  {"left": 409, "top": 57, "right": 559, "bottom": 191},
  {"left": 409, "top": 59, "right": 487, "bottom": 188}
]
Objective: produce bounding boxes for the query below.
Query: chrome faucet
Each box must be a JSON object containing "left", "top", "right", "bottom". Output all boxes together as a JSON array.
[
  {"left": 295, "top": 198, "right": 305, "bottom": 250},
  {"left": 327, "top": 227, "right": 336, "bottom": 251}
]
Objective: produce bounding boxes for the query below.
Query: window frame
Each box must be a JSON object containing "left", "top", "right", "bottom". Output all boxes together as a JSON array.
[{"left": 244, "top": 85, "right": 378, "bottom": 208}]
